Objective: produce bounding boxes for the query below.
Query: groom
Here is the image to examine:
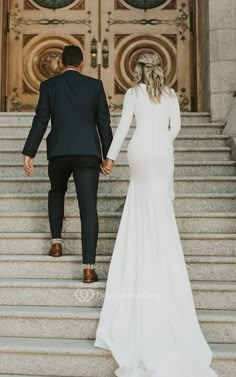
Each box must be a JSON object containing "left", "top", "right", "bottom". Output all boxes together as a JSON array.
[{"left": 22, "top": 45, "right": 113, "bottom": 283}]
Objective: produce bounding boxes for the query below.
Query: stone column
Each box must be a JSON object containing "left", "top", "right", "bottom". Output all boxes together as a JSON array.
[{"left": 208, "top": 0, "right": 236, "bottom": 121}]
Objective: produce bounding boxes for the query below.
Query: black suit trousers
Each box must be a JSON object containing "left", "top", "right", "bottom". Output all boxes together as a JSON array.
[{"left": 48, "top": 155, "right": 100, "bottom": 264}]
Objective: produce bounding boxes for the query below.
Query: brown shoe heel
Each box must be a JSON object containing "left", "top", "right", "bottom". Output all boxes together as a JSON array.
[
  {"left": 49, "top": 243, "right": 62, "bottom": 257},
  {"left": 83, "top": 268, "right": 98, "bottom": 283}
]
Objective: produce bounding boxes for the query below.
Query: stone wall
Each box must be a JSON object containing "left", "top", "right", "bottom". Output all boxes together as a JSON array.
[
  {"left": 208, "top": 0, "right": 236, "bottom": 121},
  {"left": 199, "top": 0, "right": 210, "bottom": 113}
]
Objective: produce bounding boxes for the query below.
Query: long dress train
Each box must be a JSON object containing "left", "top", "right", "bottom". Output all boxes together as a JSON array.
[{"left": 94, "top": 84, "right": 218, "bottom": 377}]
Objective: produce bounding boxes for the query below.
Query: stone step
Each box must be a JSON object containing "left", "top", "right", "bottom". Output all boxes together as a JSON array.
[
  {"left": 0, "top": 278, "right": 235, "bottom": 309},
  {"left": 0, "top": 114, "right": 224, "bottom": 127},
  {"left": 0, "top": 305, "right": 235, "bottom": 343},
  {"left": 0, "top": 147, "right": 232, "bottom": 163},
  {"left": 0, "top": 255, "right": 234, "bottom": 281},
  {"left": 0, "top": 211, "right": 235, "bottom": 233},
  {"left": 111, "top": 112, "right": 211, "bottom": 124},
  {"left": 0, "top": 193, "right": 235, "bottom": 213},
  {"left": 0, "top": 123, "right": 225, "bottom": 138},
  {"left": 0, "top": 232, "right": 235, "bottom": 256},
  {"left": 0, "top": 375, "right": 76, "bottom": 377},
  {"left": 0, "top": 337, "right": 233, "bottom": 377},
  {"left": 1, "top": 176, "right": 236, "bottom": 194},
  {"left": 0, "top": 337, "right": 117, "bottom": 377},
  {"left": 0, "top": 135, "right": 230, "bottom": 149},
  {"left": 0, "top": 111, "right": 211, "bottom": 126},
  {"left": 112, "top": 123, "right": 225, "bottom": 136},
  {"left": 1, "top": 161, "right": 236, "bottom": 177},
  {"left": 0, "top": 112, "right": 234, "bottom": 377}
]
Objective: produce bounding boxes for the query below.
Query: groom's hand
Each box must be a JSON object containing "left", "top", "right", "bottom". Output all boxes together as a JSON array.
[
  {"left": 23, "top": 155, "right": 34, "bottom": 176},
  {"left": 100, "top": 158, "right": 114, "bottom": 175}
]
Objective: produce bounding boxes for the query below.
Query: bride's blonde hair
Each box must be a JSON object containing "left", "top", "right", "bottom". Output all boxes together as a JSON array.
[{"left": 133, "top": 52, "right": 169, "bottom": 103}]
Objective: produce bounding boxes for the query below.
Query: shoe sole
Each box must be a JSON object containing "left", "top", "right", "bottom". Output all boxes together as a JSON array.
[
  {"left": 49, "top": 253, "right": 63, "bottom": 257},
  {"left": 83, "top": 279, "right": 98, "bottom": 283}
]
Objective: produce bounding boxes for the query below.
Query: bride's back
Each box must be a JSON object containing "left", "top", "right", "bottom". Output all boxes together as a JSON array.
[
  {"left": 106, "top": 52, "right": 181, "bottom": 163},
  {"left": 133, "top": 84, "right": 175, "bottom": 132}
]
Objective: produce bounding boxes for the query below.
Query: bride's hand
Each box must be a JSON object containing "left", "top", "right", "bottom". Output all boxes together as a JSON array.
[{"left": 100, "top": 158, "right": 114, "bottom": 175}]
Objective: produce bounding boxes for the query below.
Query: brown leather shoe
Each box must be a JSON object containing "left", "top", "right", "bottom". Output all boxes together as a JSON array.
[
  {"left": 83, "top": 268, "right": 98, "bottom": 283},
  {"left": 49, "top": 243, "right": 62, "bottom": 257}
]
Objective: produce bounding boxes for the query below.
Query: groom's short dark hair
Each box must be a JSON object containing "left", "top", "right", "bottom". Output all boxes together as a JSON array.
[{"left": 62, "top": 45, "right": 83, "bottom": 67}]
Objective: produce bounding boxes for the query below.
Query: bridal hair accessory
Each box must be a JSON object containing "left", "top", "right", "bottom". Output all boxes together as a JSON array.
[{"left": 136, "top": 52, "right": 161, "bottom": 68}]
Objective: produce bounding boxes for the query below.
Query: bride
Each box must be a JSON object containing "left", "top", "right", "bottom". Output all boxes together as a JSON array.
[{"left": 94, "top": 52, "right": 218, "bottom": 377}]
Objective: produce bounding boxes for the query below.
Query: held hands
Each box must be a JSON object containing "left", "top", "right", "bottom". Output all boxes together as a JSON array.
[
  {"left": 100, "top": 158, "right": 114, "bottom": 175},
  {"left": 23, "top": 156, "right": 34, "bottom": 176}
]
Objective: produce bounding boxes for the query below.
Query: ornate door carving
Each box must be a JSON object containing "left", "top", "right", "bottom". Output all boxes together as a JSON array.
[
  {"left": 100, "top": 0, "right": 191, "bottom": 111},
  {"left": 7, "top": 0, "right": 192, "bottom": 111},
  {"left": 7, "top": 0, "right": 98, "bottom": 111}
]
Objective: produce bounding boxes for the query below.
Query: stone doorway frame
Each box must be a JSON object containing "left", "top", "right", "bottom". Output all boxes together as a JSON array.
[{"left": 0, "top": 1, "right": 8, "bottom": 111}]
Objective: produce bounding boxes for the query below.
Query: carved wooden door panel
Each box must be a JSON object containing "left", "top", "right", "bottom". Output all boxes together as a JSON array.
[
  {"left": 100, "top": 0, "right": 192, "bottom": 111},
  {"left": 7, "top": 0, "right": 98, "bottom": 111},
  {"left": 7, "top": 0, "right": 192, "bottom": 112}
]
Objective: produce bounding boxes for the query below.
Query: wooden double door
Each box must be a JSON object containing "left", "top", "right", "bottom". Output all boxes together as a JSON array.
[{"left": 6, "top": 0, "right": 193, "bottom": 112}]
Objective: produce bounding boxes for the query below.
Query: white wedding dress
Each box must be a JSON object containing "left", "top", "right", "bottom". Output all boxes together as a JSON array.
[{"left": 94, "top": 84, "right": 218, "bottom": 377}]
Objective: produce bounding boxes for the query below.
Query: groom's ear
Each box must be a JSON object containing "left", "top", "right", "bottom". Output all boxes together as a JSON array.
[{"left": 79, "top": 61, "right": 84, "bottom": 72}]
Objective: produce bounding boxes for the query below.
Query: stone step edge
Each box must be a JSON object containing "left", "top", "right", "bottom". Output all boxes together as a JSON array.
[
  {"left": 0, "top": 306, "right": 235, "bottom": 322},
  {"left": 0, "top": 211, "right": 236, "bottom": 218},
  {"left": 0, "top": 123, "right": 225, "bottom": 130},
  {"left": 0, "top": 375, "right": 97, "bottom": 377},
  {"left": 0, "top": 111, "right": 211, "bottom": 116},
  {"left": 112, "top": 122, "right": 225, "bottom": 127},
  {"left": 1, "top": 161, "right": 236, "bottom": 167},
  {"left": 0, "top": 135, "right": 230, "bottom": 140},
  {"left": 0, "top": 255, "right": 235, "bottom": 263},
  {"left": 0, "top": 337, "right": 107, "bottom": 356},
  {"left": 0, "top": 193, "right": 236, "bottom": 200},
  {"left": 0, "top": 118, "right": 219, "bottom": 125},
  {"left": 0, "top": 232, "right": 235, "bottom": 240},
  {"left": 0, "top": 337, "right": 234, "bottom": 360},
  {"left": 1, "top": 147, "right": 232, "bottom": 152},
  {"left": 2, "top": 176, "right": 236, "bottom": 182},
  {"left": 0, "top": 120, "right": 222, "bottom": 125},
  {"left": 0, "top": 279, "right": 234, "bottom": 290}
]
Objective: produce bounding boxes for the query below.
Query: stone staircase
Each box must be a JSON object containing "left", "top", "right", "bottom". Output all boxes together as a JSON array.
[{"left": 0, "top": 112, "right": 235, "bottom": 377}]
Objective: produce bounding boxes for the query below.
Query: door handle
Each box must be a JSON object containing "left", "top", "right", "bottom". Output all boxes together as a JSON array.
[
  {"left": 90, "top": 37, "right": 97, "bottom": 68},
  {"left": 102, "top": 38, "right": 109, "bottom": 69},
  {"left": 91, "top": 37, "right": 109, "bottom": 69}
]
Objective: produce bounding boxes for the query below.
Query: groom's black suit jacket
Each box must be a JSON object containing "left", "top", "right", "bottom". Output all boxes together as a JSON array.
[{"left": 22, "top": 70, "right": 113, "bottom": 161}]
